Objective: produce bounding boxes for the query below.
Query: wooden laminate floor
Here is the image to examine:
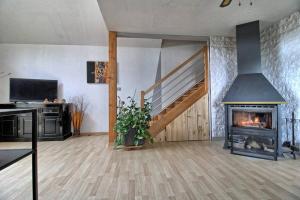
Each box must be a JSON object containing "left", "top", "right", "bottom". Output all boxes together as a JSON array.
[{"left": 0, "top": 135, "right": 300, "bottom": 200}]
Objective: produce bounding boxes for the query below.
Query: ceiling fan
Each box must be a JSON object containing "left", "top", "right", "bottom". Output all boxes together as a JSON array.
[
  {"left": 220, "top": 0, "right": 232, "bottom": 7},
  {"left": 220, "top": 0, "right": 253, "bottom": 7}
]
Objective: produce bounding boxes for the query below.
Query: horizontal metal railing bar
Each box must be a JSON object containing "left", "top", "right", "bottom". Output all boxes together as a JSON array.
[
  {"left": 150, "top": 70, "right": 204, "bottom": 104},
  {"left": 149, "top": 71, "right": 204, "bottom": 104},
  {"left": 152, "top": 77, "right": 202, "bottom": 110},
  {"left": 159, "top": 57, "right": 204, "bottom": 85},
  {"left": 153, "top": 78, "right": 204, "bottom": 112},
  {"left": 145, "top": 61, "right": 204, "bottom": 99},
  {"left": 151, "top": 73, "right": 204, "bottom": 112},
  {"left": 151, "top": 77, "right": 204, "bottom": 110},
  {"left": 147, "top": 67, "right": 204, "bottom": 101},
  {"left": 145, "top": 45, "right": 208, "bottom": 116},
  {"left": 144, "top": 48, "right": 204, "bottom": 94},
  {"left": 151, "top": 78, "right": 204, "bottom": 114}
]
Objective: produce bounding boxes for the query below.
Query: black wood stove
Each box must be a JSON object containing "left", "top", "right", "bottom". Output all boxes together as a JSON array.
[
  {"left": 224, "top": 105, "right": 279, "bottom": 160},
  {"left": 222, "top": 21, "right": 286, "bottom": 160}
]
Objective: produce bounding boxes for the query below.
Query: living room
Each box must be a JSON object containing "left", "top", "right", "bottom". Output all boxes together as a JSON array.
[{"left": 0, "top": 0, "right": 300, "bottom": 199}]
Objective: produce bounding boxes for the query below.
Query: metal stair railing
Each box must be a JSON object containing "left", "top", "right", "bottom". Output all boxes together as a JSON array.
[{"left": 140, "top": 46, "right": 209, "bottom": 117}]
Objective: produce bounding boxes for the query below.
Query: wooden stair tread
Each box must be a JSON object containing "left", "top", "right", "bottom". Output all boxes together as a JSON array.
[
  {"left": 152, "top": 116, "right": 159, "bottom": 121},
  {"left": 149, "top": 84, "right": 207, "bottom": 137},
  {"left": 154, "top": 82, "right": 204, "bottom": 117},
  {"left": 165, "top": 108, "right": 172, "bottom": 112},
  {"left": 141, "top": 45, "right": 209, "bottom": 139}
]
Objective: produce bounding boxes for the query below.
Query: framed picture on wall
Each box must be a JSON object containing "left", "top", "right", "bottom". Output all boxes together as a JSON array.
[{"left": 87, "top": 61, "right": 109, "bottom": 84}]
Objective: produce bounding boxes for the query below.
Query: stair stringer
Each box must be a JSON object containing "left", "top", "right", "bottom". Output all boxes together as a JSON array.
[{"left": 149, "top": 83, "right": 207, "bottom": 138}]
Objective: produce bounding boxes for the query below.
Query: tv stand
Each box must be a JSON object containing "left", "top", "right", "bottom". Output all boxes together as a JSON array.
[{"left": 0, "top": 102, "right": 72, "bottom": 141}]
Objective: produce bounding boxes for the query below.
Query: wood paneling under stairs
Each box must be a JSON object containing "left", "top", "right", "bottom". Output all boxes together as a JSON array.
[
  {"left": 144, "top": 46, "right": 209, "bottom": 139},
  {"left": 188, "top": 94, "right": 209, "bottom": 141},
  {"left": 166, "top": 110, "right": 189, "bottom": 141},
  {"left": 155, "top": 94, "right": 209, "bottom": 142},
  {"left": 149, "top": 82, "right": 207, "bottom": 137}
]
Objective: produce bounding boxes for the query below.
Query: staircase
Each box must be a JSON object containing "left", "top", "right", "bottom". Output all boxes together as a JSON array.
[{"left": 140, "top": 46, "right": 209, "bottom": 138}]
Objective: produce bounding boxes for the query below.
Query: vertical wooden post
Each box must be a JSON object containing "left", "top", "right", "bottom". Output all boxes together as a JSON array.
[
  {"left": 108, "top": 31, "right": 117, "bottom": 143},
  {"left": 203, "top": 45, "right": 209, "bottom": 93},
  {"left": 140, "top": 91, "right": 145, "bottom": 108}
]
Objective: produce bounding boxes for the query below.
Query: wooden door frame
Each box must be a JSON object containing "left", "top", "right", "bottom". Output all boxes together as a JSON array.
[{"left": 108, "top": 33, "right": 210, "bottom": 143}]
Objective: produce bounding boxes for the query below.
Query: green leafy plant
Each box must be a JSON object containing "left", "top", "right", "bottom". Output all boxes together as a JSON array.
[{"left": 115, "top": 96, "right": 153, "bottom": 147}]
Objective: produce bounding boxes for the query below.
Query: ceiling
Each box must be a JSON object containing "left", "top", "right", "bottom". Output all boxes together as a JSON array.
[
  {"left": 0, "top": 0, "right": 161, "bottom": 47},
  {"left": 0, "top": 0, "right": 299, "bottom": 46},
  {"left": 98, "top": 0, "right": 300, "bottom": 36},
  {"left": 0, "top": 0, "right": 108, "bottom": 46}
]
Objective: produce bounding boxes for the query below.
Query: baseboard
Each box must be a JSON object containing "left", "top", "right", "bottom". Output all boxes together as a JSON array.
[
  {"left": 212, "top": 136, "right": 225, "bottom": 141},
  {"left": 79, "top": 132, "right": 108, "bottom": 136}
]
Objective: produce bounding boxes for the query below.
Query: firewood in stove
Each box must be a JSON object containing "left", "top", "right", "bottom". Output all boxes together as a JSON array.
[{"left": 245, "top": 137, "right": 261, "bottom": 149}]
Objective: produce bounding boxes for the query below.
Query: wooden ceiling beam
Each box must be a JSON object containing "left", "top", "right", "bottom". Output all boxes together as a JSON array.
[{"left": 117, "top": 32, "right": 209, "bottom": 42}]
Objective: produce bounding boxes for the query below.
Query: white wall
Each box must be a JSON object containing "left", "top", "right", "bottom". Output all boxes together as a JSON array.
[
  {"left": 161, "top": 40, "right": 203, "bottom": 78},
  {"left": 117, "top": 43, "right": 160, "bottom": 104},
  {"left": 0, "top": 43, "right": 160, "bottom": 133},
  {"left": 160, "top": 40, "right": 205, "bottom": 109}
]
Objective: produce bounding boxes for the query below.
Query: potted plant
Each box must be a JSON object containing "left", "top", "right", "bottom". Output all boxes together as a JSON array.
[{"left": 115, "top": 97, "right": 153, "bottom": 148}]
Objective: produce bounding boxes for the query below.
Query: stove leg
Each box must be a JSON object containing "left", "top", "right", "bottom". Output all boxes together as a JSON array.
[
  {"left": 224, "top": 105, "right": 230, "bottom": 149},
  {"left": 292, "top": 112, "right": 296, "bottom": 160}
]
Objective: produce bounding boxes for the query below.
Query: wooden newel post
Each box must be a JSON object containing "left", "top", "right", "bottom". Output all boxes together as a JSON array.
[
  {"left": 203, "top": 46, "right": 209, "bottom": 93},
  {"left": 141, "top": 91, "right": 145, "bottom": 108},
  {"left": 108, "top": 31, "right": 117, "bottom": 143}
]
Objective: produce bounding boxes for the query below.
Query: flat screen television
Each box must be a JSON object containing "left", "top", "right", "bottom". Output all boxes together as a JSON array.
[{"left": 10, "top": 78, "right": 58, "bottom": 102}]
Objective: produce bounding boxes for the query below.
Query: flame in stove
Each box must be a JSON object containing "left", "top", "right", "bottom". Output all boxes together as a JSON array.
[
  {"left": 239, "top": 116, "right": 264, "bottom": 128},
  {"left": 233, "top": 111, "right": 272, "bottom": 129}
]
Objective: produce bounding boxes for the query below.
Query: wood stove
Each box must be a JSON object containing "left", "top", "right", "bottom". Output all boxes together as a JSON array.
[
  {"left": 224, "top": 105, "right": 278, "bottom": 160},
  {"left": 222, "top": 21, "right": 285, "bottom": 160}
]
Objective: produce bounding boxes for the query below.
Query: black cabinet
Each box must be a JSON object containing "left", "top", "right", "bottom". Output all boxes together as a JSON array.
[
  {"left": 0, "top": 116, "right": 18, "bottom": 138},
  {"left": 0, "top": 103, "right": 72, "bottom": 141},
  {"left": 19, "top": 114, "right": 33, "bottom": 138},
  {"left": 41, "top": 116, "right": 60, "bottom": 137}
]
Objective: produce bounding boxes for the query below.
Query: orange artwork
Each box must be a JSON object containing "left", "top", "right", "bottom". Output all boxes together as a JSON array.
[{"left": 87, "top": 61, "right": 108, "bottom": 84}]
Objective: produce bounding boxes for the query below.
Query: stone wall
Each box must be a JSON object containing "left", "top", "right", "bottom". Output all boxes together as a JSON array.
[
  {"left": 209, "top": 36, "right": 237, "bottom": 137},
  {"left": 210, "top": 11, "right": 300, "bottom": 143},
  {"left": 261, "top": 11, "right": 300, "bottom": 143}
]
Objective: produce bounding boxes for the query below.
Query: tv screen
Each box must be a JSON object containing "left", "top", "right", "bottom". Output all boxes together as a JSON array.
[{"left": 10, "top": 78, "right": 58, "bottom": 102}]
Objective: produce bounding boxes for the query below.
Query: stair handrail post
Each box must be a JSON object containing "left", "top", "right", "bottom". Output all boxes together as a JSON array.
[
  {"left": 203, "top": 45, "right": 209, "bottom": 93},
  {"left": 141, "top": 90, "right": 145, "bottom": 108}
]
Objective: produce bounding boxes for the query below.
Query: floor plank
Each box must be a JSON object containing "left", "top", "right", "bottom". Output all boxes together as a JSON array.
[{"left": 0, "top": 135, "right": 300, "bottom": 200}]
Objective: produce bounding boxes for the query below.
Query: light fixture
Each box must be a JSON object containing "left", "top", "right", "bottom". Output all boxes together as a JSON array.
[
  {"left": 220, "top": 0, "right": 253, "bottom": 7},
  {"left": 220, "top": 0, "right": 232, "bottom": 7},
  {"left": 238, "top": 0, "right": 253, "bottom": 6}
]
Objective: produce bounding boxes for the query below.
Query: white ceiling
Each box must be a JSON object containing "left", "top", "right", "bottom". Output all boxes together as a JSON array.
[
  {"left": 98, "top": 0, "right": 300, "bottom": 36},
  {"left": 0, "top": 0, "right": 299, "bottom": 46},
  {"left": 0, "top": 0, "right": 108, "bottom": 46},
  {"left": 0, "top": 0, "right": 161, "bottom": 47}
]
